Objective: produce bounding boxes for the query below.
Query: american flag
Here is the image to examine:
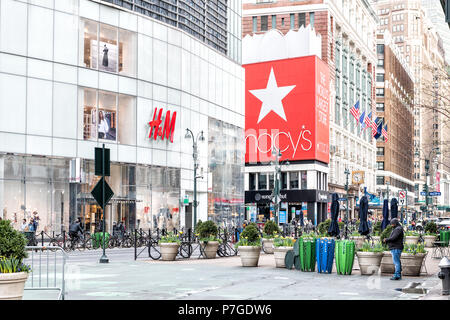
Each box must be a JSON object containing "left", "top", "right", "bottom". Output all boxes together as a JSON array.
[
  {"left": 382, "top": 124, "right": 388, "bottom": 142},
  {"left": 350, "top": 101, "right": 360, "bottom": 120},
  {"left": 370, "top": 116, "right": 379, "bottom": 134},
  {"left": 363, "top": 111, "right": 372, "bottom": 131}
]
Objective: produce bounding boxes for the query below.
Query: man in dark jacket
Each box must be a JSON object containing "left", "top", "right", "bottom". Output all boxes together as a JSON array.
[
  {"left": 383, "top": 218, "right": 404, "bottom": 280},
  {"left": 69, "top": 218, "right": 84, "bottom": 241}
]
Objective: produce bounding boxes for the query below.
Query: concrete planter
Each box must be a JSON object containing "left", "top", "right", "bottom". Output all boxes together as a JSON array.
[
  {"left": 350, "top": 236, "right": 365, "bottom": 250},
  {"left": 262, "top": 238, "right": 274, "bottom": 254},
  {"left": 356, "top": 252, "right": 383, "bottom": 275},
  {"left": 273, "top": 246, "right": 292, "bottom": 268},
  {"left": 160, "top": 243, "right": 180, "bottom": 261},
  {"left": 423, "top": 235, "right": 436, "bottom": 248},
  {"left": 404, "top": 236, "right": 419, "bottom": 245},
  {"left": 372, "top": 236, "right": 380, "bottom": 243},
  {"left": 0, "top": 272, "right": 29, "bottom": 300},
  {"left": 238, "top": 246, "right": 261, "bottom": 267},
  {"left": 400, "top": 253, "right": 426, "bottom": 276},
  {"left": 380, "top": 251, "right": 395, "bottom": 274},
  {"left": 200, "top": 241, "right": 220, "bottom": 259}
]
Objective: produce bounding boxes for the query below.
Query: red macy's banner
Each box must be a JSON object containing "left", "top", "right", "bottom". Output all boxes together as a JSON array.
[{"left": 244, "top": 55, "right": 329, "bottom": 164}]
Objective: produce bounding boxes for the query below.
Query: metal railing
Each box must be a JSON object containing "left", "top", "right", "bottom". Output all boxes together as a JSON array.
[{"left": 24, "top": 246, "right": 67, "bottom": 300}]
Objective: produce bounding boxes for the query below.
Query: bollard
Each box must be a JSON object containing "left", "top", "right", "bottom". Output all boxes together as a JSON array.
[
  {"left": 134, "top": 229, "right": 137, "bottom": 260},
  {"left": 41, "top": 231, "right": 44, "bottom": 246},
  {"left": 438, "top": 256, "right": 450, "bottom": 295}
]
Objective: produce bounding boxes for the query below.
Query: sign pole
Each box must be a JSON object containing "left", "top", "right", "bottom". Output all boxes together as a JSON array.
[{"left": 100, "top": 143, "right": 109, "bottom": 263}]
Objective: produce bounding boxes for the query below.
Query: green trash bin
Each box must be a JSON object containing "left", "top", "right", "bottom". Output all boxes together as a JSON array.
[
  {"left": 93, "top": 232, "right": 110, "bottom": 249},
  {"left": 335, "top": 240, "right": 355, "bottom": 275},
  {"left": 440, "top": 230, "right": 450, "bottom": 246},
  {"left": 298, "top": 236, "right": 316, "bottom": 272}
]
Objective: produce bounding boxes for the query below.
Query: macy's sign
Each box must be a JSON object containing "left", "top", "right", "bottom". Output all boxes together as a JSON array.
[
  {"left": 245, "top": 127, "right": 313, "bottom": 163},
  {"left": 148, "top": 107, "right": 176, "bottom": 143}
]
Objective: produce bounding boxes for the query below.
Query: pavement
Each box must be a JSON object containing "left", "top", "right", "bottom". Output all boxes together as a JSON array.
[{"left": 22, "top": 247, "right": 449, "bottom": 300}]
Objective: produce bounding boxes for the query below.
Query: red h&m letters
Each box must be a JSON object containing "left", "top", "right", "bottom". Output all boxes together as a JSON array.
[{"left": 148, "top": 107, "right": 177, "bottom": 143}]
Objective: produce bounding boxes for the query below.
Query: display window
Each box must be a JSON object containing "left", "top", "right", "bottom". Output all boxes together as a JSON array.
[
  {"left": 79, "top": 87, "right": 135, "bottom": 144},
  {"left": 80, "top": 18, "right": 136, "bottom": 77}
]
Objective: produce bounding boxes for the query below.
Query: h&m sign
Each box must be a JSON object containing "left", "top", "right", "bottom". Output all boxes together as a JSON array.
[{"left": 148, "top": 107, "right": 176, "bottom": 143}]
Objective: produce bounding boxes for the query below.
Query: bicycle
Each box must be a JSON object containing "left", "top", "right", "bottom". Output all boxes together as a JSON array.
[{"left": 148, "top": 236, "right": 161, "bottom": 260}]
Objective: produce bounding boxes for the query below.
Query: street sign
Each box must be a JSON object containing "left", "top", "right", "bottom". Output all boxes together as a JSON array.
[
  {"left": 429, "top": 192, "right": 441, "bottom": 196},
  {"left": 91, "top": 177, "right": 114, "bottom": 209},
  {"left": 95, "top": 147, "right": 110, "bottom": 176},
  {"left": 420, "top": 192, "right": 427, "bottom": 196},
  {"left": 399, "top": 198, "right": 405, "bottom": 206},
  {"left": 338, "top": 198, "right": 347, "bottom": 201},
  {"left": 399, "top": 191, "right": 406, "bottom": 199}
]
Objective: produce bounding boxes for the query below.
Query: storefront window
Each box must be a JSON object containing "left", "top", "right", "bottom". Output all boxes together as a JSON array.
[
  {"left": 80, "top": 18, "right": 136, "bottom": 77},
  {"left": 268, "top": 173, "right": 274, "bottom": 190},
  {"left": 301, "top": 171, "right": 307, "bottom": 189},
  {"left": 80, "top": 87, "right": 97, "bottom": 141},
  {"left": 119, "top": 29, "right": 137, "bottom": 77},
  {"left": 258, "top": 173, "right": 267, "bottom": 190},
  {"left": 290, "top": 172, "right": 299, "bottom": 189},
  {"left": 249, "top": 173, "right": 256, "bottom": 191},
  {"left": 80, "top": 19, "right": 98, "bottom": 69},
  {"left": 208, "top": 118, "right": 244, "bottom": 227},
  {"left": 281, "top": 172, "right": 287, "bottom": 189},
  {"left": 99, "top": 24, "right": 118, "bottom": 73},
  {"left": 79, "top": 88, "right": 135, "bottom": 143},
  {"left": 98, "top": 90, "right": 117, "bottom": 142}
]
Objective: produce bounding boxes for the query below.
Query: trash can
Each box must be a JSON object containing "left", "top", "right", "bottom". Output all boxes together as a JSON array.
[
  {"left": 335, "top": 240, "right": 355, "bottom": 275},
  {"left": 440, "top": 230, "right": 450, "bottom": 246},
  {"left": 93, "top": 232, "right": 110, "bottom": 249},
  {"left": 316, "top": 238, "right": 335, "bottom": 273},
  {"left": 298, "top": 236, "right": 316, "bottom": 272}
]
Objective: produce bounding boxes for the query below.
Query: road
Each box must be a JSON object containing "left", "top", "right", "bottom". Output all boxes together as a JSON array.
[{"left": 22, "top": 247, "right": 443, "bottom": 300}]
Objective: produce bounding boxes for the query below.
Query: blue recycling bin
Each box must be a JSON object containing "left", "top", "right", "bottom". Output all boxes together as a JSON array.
[{"left": 316, "top": 238, "right": 335, "bottom": 273}]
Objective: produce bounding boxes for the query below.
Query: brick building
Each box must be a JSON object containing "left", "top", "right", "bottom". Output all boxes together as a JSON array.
[
  {"left": 243, "top": 0, "right": 379, "bottom": 219},
  {"left": 375, "top": 32, "right": 415, "bottom": 206}
]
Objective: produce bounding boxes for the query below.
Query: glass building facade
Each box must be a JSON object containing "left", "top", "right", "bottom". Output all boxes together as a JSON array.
[
  {"left": 100, "top": 0, "right": 242, "bottom": 63},
  {"left": 0, "top": 0, "right": 245, "bottom": 233}
]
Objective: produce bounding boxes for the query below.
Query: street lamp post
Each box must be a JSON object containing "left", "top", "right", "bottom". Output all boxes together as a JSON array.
[
  {"left": 185, "top": 128, "right": 205, "bottom": 230},
  {"left": 344, "top": 168, "right": 350, "bottom": 239},
  {"left": 415, "top": 147, "right": 440, "bottom": 218},
  {"left": 271, "top": 148, "right": 289, "bottom": 226}
]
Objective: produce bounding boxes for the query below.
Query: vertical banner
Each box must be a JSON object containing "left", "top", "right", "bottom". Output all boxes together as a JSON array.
[
  {"left": 302, "top": 202, "right": 308, "bottom": 217},
  {"left": 436, "top": 172, "right": 441, "bottom": 193}
]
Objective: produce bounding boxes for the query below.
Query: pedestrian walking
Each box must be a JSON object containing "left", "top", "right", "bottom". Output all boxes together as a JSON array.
[
  {"left": 20, "top": 219, "right": 27, "bottom": 231},
  {"left": 383, "top": 218, "right": 404, "bottom": 280}
]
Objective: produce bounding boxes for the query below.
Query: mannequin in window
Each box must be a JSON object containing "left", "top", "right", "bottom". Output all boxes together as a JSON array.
[
  {"left": 98, "top": 111, "right": 109, "bottom": 139},
  {"left": 102, "top": 44, "right": 109, "bottom": 67}
]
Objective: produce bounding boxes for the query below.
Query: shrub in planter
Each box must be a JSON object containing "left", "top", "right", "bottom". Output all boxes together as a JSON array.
[
  {"left": 272, "top": 236, "right": 295, "bottom": 268},
  {"left": 401, "top": 243, "right": 427, "bottom": 276},
  {"left": 404, "top": 231, "right": 420, "bottom": 245},
  {"left": 158, "top": 232, "right": 181, "bottom": 261},
  {"left": 356, "top": 241, "right": 384, "bottom": 275},
  {"left": 424, "top": 221, "right": 438, "bottom": 234},
  {"left": 373, "top": 221, "right": 382, "bottom": 235},
  {"left": 350, "top": 231, "right": 365, "bottom": 250},
  {"left": 262, "top": 221, "right": 281, "bottom": 254},
  {"left": 196, "top": 220, "right": 220, "bottom": 259},
  {"left": 0, "top": 220, "right": 31, "bottom": 300},
  {"left": 317, "top": 219, "right": 331, "bottom": 235},
  {"left": 235, "top": 224, "right": 261, "bottom": 267},
  {"left": 423, "top": 222, "right": 438, "bottom": 247}
]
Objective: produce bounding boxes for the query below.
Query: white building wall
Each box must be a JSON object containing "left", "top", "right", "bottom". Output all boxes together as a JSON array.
[{"left": 0, "top": 0, "right": 245, "bottom": 227}]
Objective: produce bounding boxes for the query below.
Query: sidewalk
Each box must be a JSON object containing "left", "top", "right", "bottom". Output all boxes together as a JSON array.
[{"left": 22, "top": 247, "right": 448, "bottom": 300}]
